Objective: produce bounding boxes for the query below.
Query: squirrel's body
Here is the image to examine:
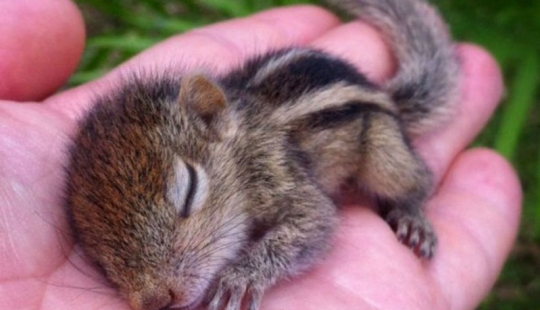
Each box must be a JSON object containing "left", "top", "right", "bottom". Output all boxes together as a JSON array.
[{"left": 65, "top": 0, "right": 459, "bottom": 309}]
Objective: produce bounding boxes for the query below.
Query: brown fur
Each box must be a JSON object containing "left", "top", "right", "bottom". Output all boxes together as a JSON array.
[{"left": 65, "top": 0, "right": 458, "bottom": 309}]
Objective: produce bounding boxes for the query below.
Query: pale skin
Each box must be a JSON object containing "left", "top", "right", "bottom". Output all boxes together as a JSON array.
[{"left": 0, "top": 0, "right": 521, "bottom": 309}]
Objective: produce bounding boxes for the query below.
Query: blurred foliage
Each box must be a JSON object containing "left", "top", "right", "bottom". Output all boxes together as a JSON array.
[{"left": 71, "top": 0, "right": 540, "bottom": 308}]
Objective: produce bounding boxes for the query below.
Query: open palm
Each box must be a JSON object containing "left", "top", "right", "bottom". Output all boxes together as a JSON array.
[{"left": 0, "top": 1, "right": 521, "bottom": 309}]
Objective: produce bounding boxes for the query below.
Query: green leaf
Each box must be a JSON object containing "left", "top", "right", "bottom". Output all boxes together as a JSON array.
[
  {"left": 198, "top": 0, "right": 251, "bottom": 16},
  {"left": 495, "top": 51, "right": 539, "bottom": 160},
  {"left": 68, "top": 69, "right": 110, "bottom": 85},
  {"left": 88, "top": 35, "right": 160, "bottom": 51}
]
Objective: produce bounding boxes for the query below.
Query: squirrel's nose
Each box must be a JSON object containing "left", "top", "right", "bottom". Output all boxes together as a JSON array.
[
  {"left": 157, "top": 290, "right": 176, "bottom": 310},
  {"left": 130, "top": 288, "right": 174, "bottom": 310},
  {"left": 133, "top": 288, "right": 201, "bottom": 310}
]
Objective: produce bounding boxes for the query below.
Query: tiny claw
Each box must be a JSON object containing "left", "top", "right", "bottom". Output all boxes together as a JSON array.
[
  {"left": 396, "top": 222, "right": 410, "bottom": 241},
  {"left": 224, "top": 287, "right": 244, "bottom": 310},
  {"left": 385, "top": 209, "right": 437, "bottom": 259},
  {"left": 245, "top": 285, "right": 263, "bottom": 310},
  {"left": 419, "top": 245, "right": 432, "bottom": 259},
  {"left": 408, "top": 229, "right": 420, "bottom": 248},
  {"left": 419, "top": 236, "right": 436, "bottom": 259},
  {"left": 208, "top": 284, "right": 226, "bottom": 310}
]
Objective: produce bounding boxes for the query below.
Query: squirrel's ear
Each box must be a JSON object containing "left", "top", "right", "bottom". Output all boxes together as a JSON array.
[{"left": 178, "top": 74, "right": 227, "bottom": 125}]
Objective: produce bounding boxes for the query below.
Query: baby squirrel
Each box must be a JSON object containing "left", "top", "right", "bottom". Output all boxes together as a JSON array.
[{"left": 65, "top": 0, "right": 459, "bottom": 309}]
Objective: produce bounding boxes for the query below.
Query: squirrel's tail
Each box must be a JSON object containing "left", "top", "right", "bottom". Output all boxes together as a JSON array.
[{"left": 330, "top": 0, "right": 460, "bottom": 135}]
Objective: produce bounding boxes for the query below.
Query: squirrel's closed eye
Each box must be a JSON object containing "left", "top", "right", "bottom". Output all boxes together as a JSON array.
[{"left": 168, "top": 158, "right": 207, "bottom": 218}]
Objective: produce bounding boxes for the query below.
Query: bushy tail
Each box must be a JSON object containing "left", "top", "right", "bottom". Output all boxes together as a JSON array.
[{"left": 329, "top": 0, "right": 460, "bottom": 135}]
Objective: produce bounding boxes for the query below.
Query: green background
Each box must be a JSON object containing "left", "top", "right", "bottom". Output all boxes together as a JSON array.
[{"left": 71, "top": 0, "right": 540, "bottom": 308}]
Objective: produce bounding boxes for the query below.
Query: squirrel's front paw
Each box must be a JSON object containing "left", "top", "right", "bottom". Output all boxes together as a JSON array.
[
  {"left": 386, "top": 208, "right": 437, "bottom": 259},
  {"left": 207, "top": 266, "right": 265, "bottom": 310}
]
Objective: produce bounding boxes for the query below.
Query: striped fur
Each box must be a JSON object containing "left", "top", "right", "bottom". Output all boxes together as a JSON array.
[{"left": 65, "top": 0, "right": 458, "bottom": 309}]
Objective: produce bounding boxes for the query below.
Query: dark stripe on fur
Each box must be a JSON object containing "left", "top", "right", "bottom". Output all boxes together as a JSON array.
[
  {"left": 222, "top": 48, "right": 377, "bottom": 106},
  {"left": 299, "top": 101, "right": 397, "bottom": 131}
]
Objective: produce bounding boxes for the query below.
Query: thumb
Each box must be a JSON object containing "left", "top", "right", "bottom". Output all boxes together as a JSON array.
[{"left": 0, "top": 0, "right": 85, "bottom": 102}]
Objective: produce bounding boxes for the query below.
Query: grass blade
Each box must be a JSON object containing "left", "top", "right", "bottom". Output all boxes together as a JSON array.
[{"left": 495, "top": 50, "right": 539, "bottom": 160}]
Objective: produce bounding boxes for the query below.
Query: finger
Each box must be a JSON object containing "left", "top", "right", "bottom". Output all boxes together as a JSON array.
[
  {"left": 416, "top": 44, "right": 504, "bottom": 180},
  {"left": 263, "top": 149, "right": 520, "bottom": 310},
  {"left": 0, "top": 0, "right": 85, "bottom": 101},
  {"left": 48, "top": 5, "right": 341, "bottom": 116},
  {"left": 428, "top": 148, "right": 521, "bottom": 309},
  {"left": 309, "top": 21, "right": 394, "bottom": 84},
  {"left": 127, "top": 5, "right": 342, "bottom": 74}
]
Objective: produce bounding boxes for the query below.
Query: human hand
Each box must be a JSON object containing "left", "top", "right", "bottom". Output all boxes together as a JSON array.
[{"left": 0, "top": 1, "right": 521, "bottom": 309}]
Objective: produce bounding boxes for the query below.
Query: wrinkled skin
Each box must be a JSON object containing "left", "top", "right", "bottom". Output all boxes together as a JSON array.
[{"left": 0, "top": 1, "right": 521, "bottom": 309}]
